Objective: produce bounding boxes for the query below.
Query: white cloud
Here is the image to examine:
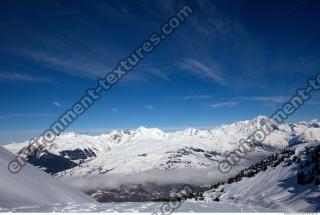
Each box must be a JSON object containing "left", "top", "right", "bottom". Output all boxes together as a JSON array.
[
  {"left": 16, "top": 49, "right": 111, "bottom": 79},
  {"left": 14, "top": 48, "right": 151, "bottom": 83},
  {"left": 111, "top": 108, "right": 119, "bottom": 113},
  {"left": 61, "top": 167, "right": 236, "bottom": 191},
  {"left": 144, "top": 105, "right": 154, "bottom": 111},
  {"left": 211, "top": 101, "right": 239, "bottom": 108},
  {"left": 239, "top": 96, "right": 289, "bottom": 104},
  {"left": 0, "top": 113, "right": 55, "bottom": 119},
  {"left": 52, "top": 101, "right": 62, "bottom": 108},
  {"left": 147, "top": 68, "right": 170, "bottom": 81},
  {"left": 209, "top": 96, "right": 289, "bottom": 108},
  {"left": 165, "top": 95, "right": 212, "bottom": 100},
  {"left": 0, "top": 72, "right": 51, "bottom": 82},
  {"left": 179, "top": 58, "right": 226, "bottom": 85}
]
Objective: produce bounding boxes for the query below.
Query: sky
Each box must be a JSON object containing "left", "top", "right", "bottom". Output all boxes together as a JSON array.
[{"left": 0, "top": 0, "right": 320, "bottom": 144}]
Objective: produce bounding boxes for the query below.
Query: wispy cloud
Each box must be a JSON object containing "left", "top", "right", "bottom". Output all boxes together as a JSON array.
[
  {"left": 211, "top": 101, "right": 239, "bottom": 108},
  {"left": 165, "top": 95, "right": 212, "bottom": 100},
  {"left": 16, "top": 49, "right": 111, "bottom": 79},
  {"left": 147, "top": 68, "right": 170, "bottom": 81},
  {"left": 0, "top": 113, "right": 56, "bottom": 119},
  {"left": 0, "top": 72, "right": 51, "bottom": 82},
  {"left": 185, "top": 0, "right": 272, "bottom": 89},
  {"left": 210, "top": 96, "right": 289, "bottom": 108},
  {"left": 14, "top": 48, "right": 152, "bottom": 83},
  {"left": 165, "top": 95, "right": 291, "bottom": 107},
  {"left": 0, "top": 129, "right": 44, "bottom": 136},
  {"left": 191, "top": 0, "right": 248, "bottom": 41},
  {"left": 111, "top": 108, "right": 119, "bottom": 113},
  {"left": 144, "top": 105, "right": 154, "bottom": 111},
  {"left": 52, "top": 101, "right": 62, "bottom": 108},
  {"left": 306, "top": 99, "right": 320, "bottom": 106},
  {"left": 179, "top": 58, "right": 226, "bottom": 85},
  {"left": 238, "top": 96, "right": 289, "bottom": 104}
]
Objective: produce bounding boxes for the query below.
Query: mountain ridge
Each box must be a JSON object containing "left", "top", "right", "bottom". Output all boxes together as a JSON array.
[{"left": 4, "top": 116, "right": 320, "bottom": 177}]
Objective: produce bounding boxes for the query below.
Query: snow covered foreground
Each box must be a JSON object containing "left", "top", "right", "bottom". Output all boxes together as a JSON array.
[
  {"left": 0, "top": 146, "right": 95, "bottom": 210},
  {"left": 0, "top": 146, "right": 274, "bottom": 212},
  {"left": 0, "top": 147, "right": 272, "bottom": 212},
  {"left": 0, "top": 201, "right": 275, "bottom": 213}
]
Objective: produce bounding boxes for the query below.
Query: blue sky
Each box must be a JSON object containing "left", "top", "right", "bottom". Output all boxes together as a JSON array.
[{"left": 0, "top": 0, "right": 320, "bottom": 143}]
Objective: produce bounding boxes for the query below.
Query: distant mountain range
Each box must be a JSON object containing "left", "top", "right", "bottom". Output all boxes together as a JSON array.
[
  {"left": 3, "top": 115, "right": 320, "bottom": 211},
  {"left": 4, "top": 115, "right": 320, "bottom": 177}
]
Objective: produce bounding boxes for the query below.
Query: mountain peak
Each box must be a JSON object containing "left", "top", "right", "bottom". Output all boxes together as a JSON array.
[
  {"left": 183, "top": 128, "right": 199, "bottom": 136},
  {"left": 133, "top": 126, "right": 165, "bottom": 139},
  {"left": 136, "top": 125, "right": 148, "bottom": 130},
  {"left": 251, "top": 115, "right": 278, "bottom": 127},
  {"left": 255, "top": 115, "right": 269, "bottom": 120}
]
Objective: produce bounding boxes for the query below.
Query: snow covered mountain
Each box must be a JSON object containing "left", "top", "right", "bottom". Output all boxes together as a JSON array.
[
  {"left": 0, "top": 146, "right": 95, "bottom": 209},
  {"left": 201, "top": 142, "right": 320, "bottom": 212},
  {"left": 0, "top": 145, "right": 273, "bottom": 212},
  {"left": 2, "top": 116, "right": 320, "bottom": 212},
  {"left": 4, "top": 116, "right": 320, "bottom": 177}
]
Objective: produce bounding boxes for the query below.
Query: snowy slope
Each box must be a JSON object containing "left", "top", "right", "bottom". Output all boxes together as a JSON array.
[
  {"left": 4, "top": 116, "right": 320, "bottom": 177},
  {"left": 0, "top": 146, "right": 95, "bottom": 209},
  {"left": 0, "top": 201, "right": 275, "bottom": 213},
  {"left": 290, "top": 128, "right": 320, "bottom": 146},
  {"left": 203, "top": 142, "right": 320, "bottom": 212}
]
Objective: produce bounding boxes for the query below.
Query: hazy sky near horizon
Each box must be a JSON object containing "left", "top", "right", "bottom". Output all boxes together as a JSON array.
[{"left": 1, "top": 0, "right": 320, "bottom": 143}]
